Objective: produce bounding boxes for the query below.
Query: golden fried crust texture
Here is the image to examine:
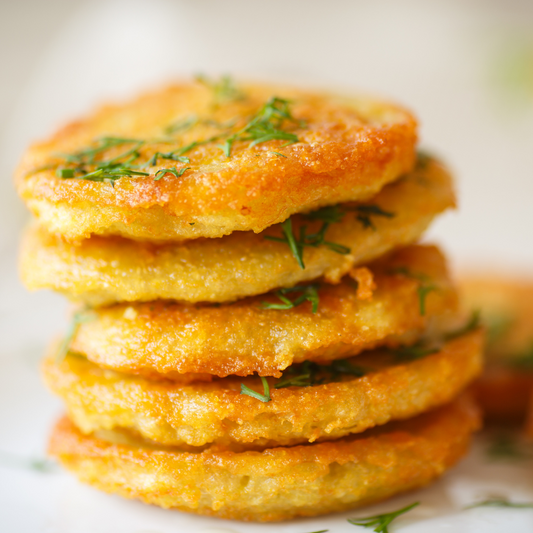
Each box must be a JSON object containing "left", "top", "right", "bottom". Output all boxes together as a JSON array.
[
  {"left": 16, "top": 81, "right": 417, "bottom": 241},
  {"left": 48, "top": 397, "right": 480, "bottom": 522},
  {"left": 460, "top": 276, "right": 533, "bottom": 422},
  {"left": 20, "top": 158, "right": 455, "bottom": 306},
  {"left": 43, "top": 331, "right": 483, "bottom": 447},
  {"left": 66, "top": 245, "right": 459, "bottom": 378}
]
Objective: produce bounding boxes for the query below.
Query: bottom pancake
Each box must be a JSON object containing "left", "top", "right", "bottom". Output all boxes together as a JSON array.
[{"left": 49, "top": 396, "right": 480, "bottom": 522}]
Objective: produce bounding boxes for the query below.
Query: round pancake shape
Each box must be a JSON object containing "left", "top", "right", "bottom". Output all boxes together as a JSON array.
[
  {"left": 49, "top": 397, "right": 480, "bottom": 522},
  {"left": 460, "top": 276, "right": 533, "bottom": 422},
  {"left": 16, "top": 80, "right": 417, "bottom": 242},
  {"left": 20, "top": 157, "right": 455, "bottom": 306},
  {"left": 65, "top": 245, "right": 458, "bottom": 378},
  {"left": 43, "top": 330, "right": 483, "bottom": 447}
]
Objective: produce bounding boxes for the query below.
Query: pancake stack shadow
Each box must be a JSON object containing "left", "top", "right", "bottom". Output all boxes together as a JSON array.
[{"left": 17, "top": 78, "right": 483, "bottom": 522}]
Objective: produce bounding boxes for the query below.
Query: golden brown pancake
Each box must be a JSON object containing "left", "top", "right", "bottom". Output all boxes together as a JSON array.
[
  {"left": 43, "top": 330, "right": 483, "bottom": 447},
  {"left": 16, "top": 80, "right": 417, "bottom": 242},
  {"left": 460, "top": 277, "right": 533, "bottom": 422},
  {"left": 48, "top": 397, "right": 480, "bottom": 522},
  {"left": 20, "top": 157, "right": 454, "bottom": 306},
  {"left": 63, "top": 245, "right": 459, "bottom": 378}
]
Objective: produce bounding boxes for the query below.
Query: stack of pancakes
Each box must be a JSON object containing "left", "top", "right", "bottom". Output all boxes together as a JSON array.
[{"left": 16, "top": 79, "right": 483, "bottom": 522}]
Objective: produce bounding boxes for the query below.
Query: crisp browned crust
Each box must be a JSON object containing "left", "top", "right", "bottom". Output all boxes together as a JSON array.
[
  {"left": 43, "top": 331, "right": 483, "bottom": 447},
  {"left": 20, "top": 158, "right": 454, "bottom": 306},
  {"left": 460, "top": 276, "right": 533, "bottom": 422},
  {"left": 48, "top": 396, "right": 480, "bottom": 522},
  {"left": 61, "top": 245, "right": 459, "bottom": 378},
  {"left": 16, "top": 81, "right": 417, "bottom": 241}
]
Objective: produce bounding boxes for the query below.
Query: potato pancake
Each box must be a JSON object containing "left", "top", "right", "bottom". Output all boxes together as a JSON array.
[
  {"left": 63, "top": 245, "right": 459, "bottom": 378},
  {"left": 461, "top": 277, "right": 533, "bottom": 423},
  {"left": 48, "top": 396, "right": 479, "bottom": 522},
  {"left": 20, "top": 157, "right": 454, "bottom": 306},
  {"left": 43, "top": 331, "right": 482, "bottom": 447},
  {"left": 16, "top": 79, "right": 417, "bottom": 242}
]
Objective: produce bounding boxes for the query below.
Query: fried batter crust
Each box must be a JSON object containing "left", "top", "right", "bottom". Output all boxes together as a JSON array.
[
  {"left": 20, "top": 158, "right": 454, "bottom": 306},
  {"left": 48, "top": 397, "right": 480, "bottom": 522},
  {"left": 43, "top": 331, "right": 483, "bottom": 447},
  {"left": 460, "top": 277, "right": 533, "bottom": 422},
  {"left": 16, "top": 82, "right": 417, "bottom": 241},
  {"left": 64, "top": 245, "right": 459, "bottom": 378}
]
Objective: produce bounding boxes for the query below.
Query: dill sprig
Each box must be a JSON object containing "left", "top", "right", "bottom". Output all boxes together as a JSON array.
[
  {"left": 196, "top": 74, "right": 245, "bottom": 106},
  {"left": 266, "top": 206, "right": 351, "bottom": 269},
  {"left": 56, "top": 136, "right": 149, "bottom": 185},
  {"left": 154, "top": 166, "right": 191, "bottom": 181},
  {"left": 275, "top": 359, "right": 366, "bottom": 389},
  {"left": 56, "top": 310, "right": 95, "bottom": 364},
  {"left": 416, "top": 150, "right": 432, "bottom": 170},
  {"left": 508, "top": 342, "right": 533, "bottom": 370},
  {"left": 444, "top": 311, "right": 481, "bottom": 342},
  {"left": 0, "top": 451, "right": 57, "bottom": 473},
  {"left": 391, "top": 267, "right": 437, "bottom": 316},
  {"left": 348, "top": 502, "right": 419, "bottom": 533},
  {"left": 392, "top": 343, "right": 439, "bottom": 362},
  {"left": 240, "top": 376, "right": 271, "bottom": 403},
  {"left": 261, "top": 284, "right": 320, "bottom": 313},
  {"left": 220, "top": 96, "right": 302, "bottom": 157},
  {"left": 392, "top": 312, "right": 481, "bottom": 363},
  {"left": 465, "top": 498, "right": 533, "bottom": 509},
  {"left": 265, "top": 202, "right": 395, "bottom": 269},
  {"left": 164, "top": 115, "right": 198, "bottom": 135},
  {"left": 486, "top": 432, "right": 533, "bottom": 461},
  {"left": 351, "top": 205, "right": 395, "bottom": 230}
]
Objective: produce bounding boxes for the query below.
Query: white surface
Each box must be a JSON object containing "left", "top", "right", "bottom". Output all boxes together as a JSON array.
[{"left": 1, "top": 0, "right": 533, "bottom": 531}]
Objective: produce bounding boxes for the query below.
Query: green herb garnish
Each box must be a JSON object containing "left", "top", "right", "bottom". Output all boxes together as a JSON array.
[
  {"left": 466, "top": 498, "right": 533, "bottom": 509},
  {"left": 266, "top": 208, "right": 351, "bottom": 269},
  {"left": 240, "top": 376, "right": 271, "bottom": 402},
  {"left": 508, "top": 342, "right": 533, "bottom": 370},
  {"left": 486, "top": 432, "right": 533, "bottom": 461},
  {"left": 444, "top": 311, "right": 481, "bottom": 341},
  {"left": 392, "top": 343, "right": 439, "bottom": 362},
  {"left": 416, "top": 150, "right": 432, "bottom": 170},
  {"left": 154, "top": 166, "right": 190, "bottom": 181},
  {"left": 261, "top": 284, "right": 320, "bottom": 313},
  {"left": 391, "top": 267, "right": 437, "bottom": 316},
  {"left": 164, "top": 115, "right": 198, "bottom": 135},
  {"left": 352, "top": 205, "right": 395, "bottom": 230},
  {"left": 0, "top": 451, "right": 56, "bottom": 473},
  {"left": 196, "top": 74, "right": 245, "bottom": 106},
  {"left": 220, "top": 96, "right": 301, "bottom": 157},
  {"left": 348, "top": 502, "right": 419, "bottom": 532},
  {"left": 275, "top": 359, "right": 366, "bottom": 389},
  {"left": 56, "top": 310, "right": 95, "bottom": 364}
]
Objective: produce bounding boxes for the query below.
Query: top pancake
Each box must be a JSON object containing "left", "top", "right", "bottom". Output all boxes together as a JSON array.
[{"left": 16, "top": 78, "right": 417, "bottom": 241}]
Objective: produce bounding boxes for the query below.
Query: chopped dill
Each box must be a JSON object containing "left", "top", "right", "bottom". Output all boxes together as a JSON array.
[
  {"left": 275, "top": 359, "right": 366, "bottom": 389},
  {"left": 196, "top": 74, "right": 245, "bottom": 106},
  {"left": 154, "top": 166, "right": 190, "bottom": 181},
  {"left": 465, "top": 498, "right": 533, "bottom": 509},
  {"left": 164, "top": 115, "right": 198, "bottom": 135},
  {"left": 261, "top": 284, "right": 320, "bottom": 313},
  {"left": 220, "top": 96, "right": 302, "bottom": 157},
  {"left": 391, "top": 267, "right": 437, "bottom": 316},
  {"left": 0, "top": 451, "right": 57, "bottom": 473},
  {"left": 348, "top": 502, "right": 419, "bottom": 532},
  {"left": 392, "top": 343, "right": 439, "bottom": 362},
  {"left": 240, "top": 376, "right": 271, "bottom": 402},
  {"left": 351, "top": 204, "right": 395, "bottom": 230},
  {"left": 56, "top": 310, "right": 95, "bottom": 364}
]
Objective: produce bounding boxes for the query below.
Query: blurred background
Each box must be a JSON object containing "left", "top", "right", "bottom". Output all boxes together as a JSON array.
[{"left": 0, "top": 0, "right": 532, "bottom": 531}]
